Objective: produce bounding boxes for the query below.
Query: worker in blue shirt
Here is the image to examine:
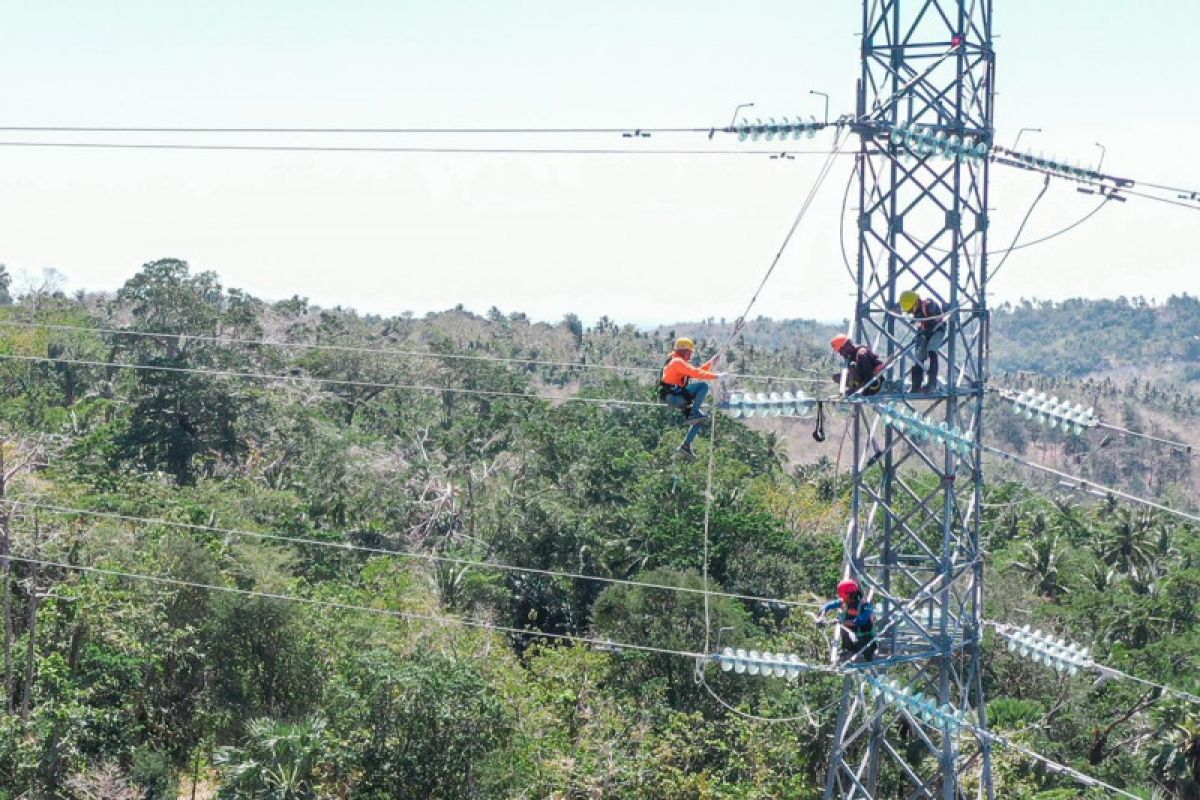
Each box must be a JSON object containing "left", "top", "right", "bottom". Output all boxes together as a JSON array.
[{"left": 817, "top": 578, "right": 877, "bottom": 663}]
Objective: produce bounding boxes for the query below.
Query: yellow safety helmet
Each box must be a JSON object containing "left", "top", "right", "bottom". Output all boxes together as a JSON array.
[
  {"left": 899, "top": 291, "right": 920, "bottom": 313},
  {"left": 674, "top": 337, "right": 695, "bottom": 351}
]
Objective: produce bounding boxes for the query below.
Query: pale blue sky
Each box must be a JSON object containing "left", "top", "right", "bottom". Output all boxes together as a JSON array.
[{"left": 1, "top": 1, "right": 1197, "bottom": 323}]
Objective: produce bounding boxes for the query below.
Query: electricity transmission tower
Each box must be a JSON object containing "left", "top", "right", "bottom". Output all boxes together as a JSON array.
[{"left": 825, "top": 1, "right": 995, "bottom": 797}]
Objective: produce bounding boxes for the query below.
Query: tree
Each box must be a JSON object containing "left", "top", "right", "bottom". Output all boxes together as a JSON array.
[
  {"left": 112, "top": 259, "right": 250, "bottom": 483},
  {"left": 591, "top": 569, "right": 754, "bottom": 709},
  {"left": 215, "top": 716, "right": 334, "bottom": 800},
  {"left": 340, "top": 649, "right": 514, "bottom": 799},
  {"left": 1008, "top": 533, "right": 1068, "bottom": 600},
  {"left": 1096, "top": 508, "right": 1161, "bottom": 580},
  {"left": 1149, "top": 703, "right": 1200, "bottom": 799}
]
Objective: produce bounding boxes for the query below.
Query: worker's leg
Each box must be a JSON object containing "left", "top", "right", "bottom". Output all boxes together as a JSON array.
[
  {"left": 909, "top": 364, "right": 924, "bottom": 393},
  {"left": 924, "top": 328, "right": 946, "bottom": 389},
  {"left": 838, "top": 627, "right": 856, "bottom": 660},
  {"left": 684, "top": 382, "right": 708, "bottom": 419},
  {"left": 681, "top": 383, "right": 709, "bottom": 447}
]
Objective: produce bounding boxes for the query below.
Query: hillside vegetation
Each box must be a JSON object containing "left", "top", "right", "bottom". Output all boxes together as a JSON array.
[{"left": 0, "top": 260, "right": 1196, "bottom": 798}]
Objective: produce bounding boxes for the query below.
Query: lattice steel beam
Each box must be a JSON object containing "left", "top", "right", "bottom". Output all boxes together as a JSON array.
[{"left": 825, "top": 1, "right": 995, "bottom": 797}]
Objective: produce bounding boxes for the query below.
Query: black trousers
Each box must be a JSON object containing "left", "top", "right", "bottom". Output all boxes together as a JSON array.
[{"left": 839, "top": 628, "right": 877, "bottom": 663}]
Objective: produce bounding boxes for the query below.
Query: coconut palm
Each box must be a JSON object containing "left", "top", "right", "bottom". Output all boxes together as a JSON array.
[
  {"left": 1009, "top": 533, "right": 1068, "bottom": 600},
  {"left": 1095, "top": 507, "right": 1160, "bottom": 579}
]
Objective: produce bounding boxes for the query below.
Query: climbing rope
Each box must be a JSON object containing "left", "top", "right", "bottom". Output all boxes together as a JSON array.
[{"left": 690, "top": 130, "right": 854, "bottom": 719}]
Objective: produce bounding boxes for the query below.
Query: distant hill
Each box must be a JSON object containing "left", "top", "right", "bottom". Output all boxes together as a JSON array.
[{"left": 989, "top": 294, "right": 1200, "bottom": 378}]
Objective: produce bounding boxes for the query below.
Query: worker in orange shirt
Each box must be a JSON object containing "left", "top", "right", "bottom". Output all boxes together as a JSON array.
[{"left": 658, "top": 337, "right": 727, "bottom": 459}]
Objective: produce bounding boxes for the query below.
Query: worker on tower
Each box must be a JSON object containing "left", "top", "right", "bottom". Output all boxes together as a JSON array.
[
  {"left": 898, "top": 290, "right": 947, "bottom": 394},
  {"left": 659, "top": 337, "right": 727, "bottom": 460},
  {"left": 816, "top": 578, "right": 877, "bottom": 663},
  {"left": 831, "top": 335, "right": 886, "bottom": 396}
]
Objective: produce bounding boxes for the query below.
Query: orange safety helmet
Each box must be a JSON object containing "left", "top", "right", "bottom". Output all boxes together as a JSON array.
[
  {"left": 831, "top": 335, "right": 852, "bottom": 353},
  {"left": 837, "top": 578, "right": 860, "bottom": 600}
]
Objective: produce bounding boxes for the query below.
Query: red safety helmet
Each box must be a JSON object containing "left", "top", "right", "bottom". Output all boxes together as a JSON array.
[
  {"left": 837, "top": 578, "right": 860, "bottom": 600},
  {"left": 831, "top": 335, "right": 852, "bottom": 354}
]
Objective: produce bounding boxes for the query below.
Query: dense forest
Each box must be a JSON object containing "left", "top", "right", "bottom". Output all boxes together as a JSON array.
[{"left": 0, "top": 259, "right": 1197, "bottom": 797}]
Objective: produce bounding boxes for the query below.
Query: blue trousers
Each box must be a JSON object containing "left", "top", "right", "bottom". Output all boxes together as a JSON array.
[{"left": 667, "top": 382, "right": 709, "bottom": 447}]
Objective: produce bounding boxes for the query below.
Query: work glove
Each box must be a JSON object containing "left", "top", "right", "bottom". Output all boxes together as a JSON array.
[{"left": 716, "top": 372, "right": 729, "bottom": 380}]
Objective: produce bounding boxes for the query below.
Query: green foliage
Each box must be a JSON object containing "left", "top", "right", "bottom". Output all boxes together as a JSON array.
[
  {"left": 215, "top": 716, "right": 336, "bottom": 799},
  {"left": 0, "top": 269, "right": 1195, "bottom": 796}
]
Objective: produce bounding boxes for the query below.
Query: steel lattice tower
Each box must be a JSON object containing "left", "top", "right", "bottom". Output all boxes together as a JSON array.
[{"left": 824, "top": 1, "right": 995, "bottom": 797}]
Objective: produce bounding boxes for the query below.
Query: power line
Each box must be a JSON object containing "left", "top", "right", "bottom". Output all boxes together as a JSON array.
[
  {"left": 0, "top": 319, "right": 827, "bottom": 385},
  {"left": 0, "top": 125, "right": 716, "bottom": 135},
  {"left": 0, "top": 352, "right": 665, "bottom": 408},
  {"left": 2, "top": 553, "right": 707, "bottom": 660},
  {"left": 986, "top": 621, "right": 1200, "bottom": 708},
  {"left": 1095, "top": 420, "right": 1193, "bottom": 454},
  {"left": 991, "top": 154, "right": 1200, "bottom": 213},
  {"left": 997, "top": 196, "right": 1110, "bottom": 253},
  {"left": 5, "top": 499, "right": 820, "bottom": 610},
  {"left": 981, "top": 443, "right": 1200, "bottom": 525},
  {"left": 0, "top": 140, "right": 850, "bottom": 157},
  {"left": 926, "top": 190, "right": 1110, "bottom": 258},
  {"left": 982, "top": 731, "right": 1141, "bottom": 800},
  {"left": 1133, "top": 178, "right": 1200, "bottom": 199},
  {"left": 988, "top": 385, "right": 1193, "bottom": 455}
]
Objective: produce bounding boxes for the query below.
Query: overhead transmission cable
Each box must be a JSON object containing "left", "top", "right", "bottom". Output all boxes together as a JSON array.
[
  {"left": 2, "top": 553, "right": 710, "bottom": 659},
  {"left": 984, "top": 621, "right": 1200, "bottom": 708},
  {"left": 981, "top": 443, "right": 1200, "bottom": 525},
  {"left": 991, "top": 153, "right": 1200, "bottom": 213},
  {"left": 5, "top": 499, "right": 818, "bottom": 610},
  {"left": 0, "top": 140, "right": 849, "bottom": 158},
  {"left": 1092, "top": 419, "right": 1193, "bottom": 454},
  {"left": 0, "top": 125, "right": 717, "bottom": 135},
  {"left": 0, "top": 352, "right": 664, "bottom": 408},
  {"left": 0, "top": 319, "right": 826, "bottom": 385},
  {"left": 0, "top": 559, "right": 1146, "bottom": 799}
]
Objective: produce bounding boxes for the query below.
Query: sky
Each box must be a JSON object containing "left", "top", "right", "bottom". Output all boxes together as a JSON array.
[{"left": 0, "top": 0, "right": 1197, "bottom": 326}]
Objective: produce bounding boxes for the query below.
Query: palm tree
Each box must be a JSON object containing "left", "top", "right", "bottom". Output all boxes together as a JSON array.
[
  {"left": 1049, "top": 496, "right": 1090, "bottom": 545},
  {"left": 215, "top": 716, "right": 330, "bottom": 799},
  {"left": 1009, "top": 533, "right": 1068, "bottom": 600},
  {"left": 1095, "top": 507, "right": 1160, "bottom": 579}
]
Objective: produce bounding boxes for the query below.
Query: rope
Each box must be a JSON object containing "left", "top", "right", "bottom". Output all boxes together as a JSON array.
[
  {"left": 717, "top": 127, "right": 851, "bottom": 355},
  {"left": 987, "top": 175, "right": 1051, "bottom": 282},
  {"left": 701, "top": 397, "right": 720, "bottom": 655},
  {"left": 689, "top": 129, "right": 851, "bottom": 715}
]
